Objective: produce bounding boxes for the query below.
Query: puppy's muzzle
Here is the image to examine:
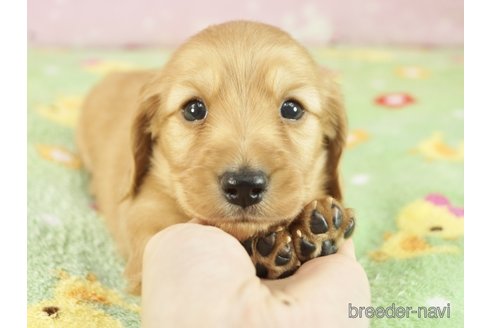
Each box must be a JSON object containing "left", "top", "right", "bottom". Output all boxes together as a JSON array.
[{"left": 220, "top": 169, "right": 268, "bottom": 208}]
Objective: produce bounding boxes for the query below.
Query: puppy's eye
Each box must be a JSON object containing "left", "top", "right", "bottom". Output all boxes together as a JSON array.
[
  {"left": 182, "top": 99, "right": 207, "bottom": 122},
  {"left": 280, "top": 100, "right": 304, "bottom": 120}
]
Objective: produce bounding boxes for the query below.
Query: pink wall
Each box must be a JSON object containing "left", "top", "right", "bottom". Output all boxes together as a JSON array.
[{"left": 27, "top": 0, "right": 463, "bottom": 47}]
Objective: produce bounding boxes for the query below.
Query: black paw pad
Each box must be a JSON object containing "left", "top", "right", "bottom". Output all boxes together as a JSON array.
[
  {"left": 275, "top": 244, "right": 292, "bottom": 266},
  {"left": 256, "top": 232, "right": 276, "bottom": 257},
  {"left": 332, "top": 204, "right": 342, "bottom": 229},
  {"left": 310, "top": 210, "right": 329, "bottom": 234},
  {"left": 241, "top": 238, "right": 253, "bottom": 256},
  {"left": 344, "top": 218, "right": 355, "bottom": 239},
  {"left": 255, "top": 263, "right": 268, "bottom": 278},
  {"left": 300, "top": 238, "right": 316, "bottom": 258},
  {"left": 320, "top": 239, "right": 338, "bottom": 256}
]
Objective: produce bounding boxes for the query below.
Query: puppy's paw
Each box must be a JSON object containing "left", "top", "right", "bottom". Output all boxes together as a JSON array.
[
  {"left": 289, "top": 197, "right": 355, "bottom": 263},
  {"left": 241, "top": 196, "right": 355, "bottom": 279},
  {"left": 241, "top": 228, "right": 301, "bottom": 279}
]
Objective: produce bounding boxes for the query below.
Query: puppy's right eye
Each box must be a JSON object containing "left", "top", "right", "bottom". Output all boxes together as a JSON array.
[{"left": 182, "top": 99, "right": 207, "bottom": 122}]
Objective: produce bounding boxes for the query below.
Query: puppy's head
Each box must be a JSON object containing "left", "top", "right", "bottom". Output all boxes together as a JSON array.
[{"left": 128, "top": 21, "right": 347, "bottom": 237}]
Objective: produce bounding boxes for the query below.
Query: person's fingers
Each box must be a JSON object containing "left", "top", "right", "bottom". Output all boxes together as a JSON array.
[
  {"left": 141, "top": 223, "right": 270, "bottom": 327},
  {"left": 264, "top": 240, "right": 370, "bottom": 327},
  {"left": 142, "top": 222, "right": 255, "bottom": 292},
  {"left": 286, "top": 252, "right": 368, "bottom": 298},
  {"left": 261, "top": 239, "right": 355, "bottom": 288},
  {"left": 262, "top": 239, "right": 356, "bottom": 290},
  {"left": 338, "top": 238, "right": 356, "bottom": 260}
]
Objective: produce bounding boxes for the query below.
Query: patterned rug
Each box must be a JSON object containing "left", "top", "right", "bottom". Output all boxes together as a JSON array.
[{"left": 27, "top": 46, "right": 464, "bottom": 327}]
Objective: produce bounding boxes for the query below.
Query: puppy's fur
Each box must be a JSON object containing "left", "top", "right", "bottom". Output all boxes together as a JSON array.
[{"left": 77, "top": 21, "right": 347, "bottom": 294}]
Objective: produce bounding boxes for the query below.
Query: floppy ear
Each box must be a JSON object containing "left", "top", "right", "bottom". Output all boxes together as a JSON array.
[
  {"left": 124, "top": 78, "right": 162, "bottom": 199},
  {"left": 319, "top": 68, "right": 347, "bottom": 202}
]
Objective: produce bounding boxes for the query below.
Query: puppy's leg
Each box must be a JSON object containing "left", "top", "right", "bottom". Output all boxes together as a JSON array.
[
  {"left": 242, "top": 196, "right": 355, "bottom": 279},
  {"left": 124, "top": 229, "right": 156, "bottom": 295},
  {"left": 119, "top": 187, "right": 189, "bottom": 294}
]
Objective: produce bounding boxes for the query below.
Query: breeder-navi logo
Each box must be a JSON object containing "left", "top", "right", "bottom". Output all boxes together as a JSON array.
[{"left": 348, "top": 303, "right": 451, "bottom": 319}]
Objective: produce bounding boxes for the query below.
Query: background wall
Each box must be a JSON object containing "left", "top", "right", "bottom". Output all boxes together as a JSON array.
[{"left": 27, "top": 0, "right": 463, "bottom": 47}]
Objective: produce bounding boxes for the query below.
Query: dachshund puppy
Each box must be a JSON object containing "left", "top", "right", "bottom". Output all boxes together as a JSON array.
[{"left": 77, "top": 21, "right": 354, "bottom": 294}]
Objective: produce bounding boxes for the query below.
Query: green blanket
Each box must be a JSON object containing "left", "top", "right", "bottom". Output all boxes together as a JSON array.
[{"left": 27, "top": 46, "right": 464, "bottom": 327}]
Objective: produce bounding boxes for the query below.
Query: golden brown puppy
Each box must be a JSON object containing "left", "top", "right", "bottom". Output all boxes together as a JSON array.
[{"left": 77, "top": 21, "right": 351, "bottom": 294}]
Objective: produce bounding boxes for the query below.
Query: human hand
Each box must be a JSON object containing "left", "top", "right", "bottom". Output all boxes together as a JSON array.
[{"left": 142, "top": 223, "right": 370, "bottom": 328}]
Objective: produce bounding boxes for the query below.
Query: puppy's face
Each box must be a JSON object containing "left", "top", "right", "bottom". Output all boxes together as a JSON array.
[{"left": 130, "top": 22, "right": 346, "bottom": 237}]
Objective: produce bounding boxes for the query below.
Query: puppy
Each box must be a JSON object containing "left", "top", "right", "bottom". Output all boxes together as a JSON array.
[{"left": 77, "top": 21, "right": 350, "bottom": 294}]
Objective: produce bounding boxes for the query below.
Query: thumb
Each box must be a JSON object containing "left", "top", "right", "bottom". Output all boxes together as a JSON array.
[
  {"left": 141, "top": 223, "right": 266, "bottom": 327},
  {"left": 143, "top": 223, "right": 255, "bottom": 281},
  {"left": 264, "top": 239, "right": 370, "bottom": 327}
]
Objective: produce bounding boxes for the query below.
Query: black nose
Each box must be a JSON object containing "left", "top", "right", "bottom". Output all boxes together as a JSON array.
[{"left": 220, "top": 170, "right": 268, "bottom": 208}]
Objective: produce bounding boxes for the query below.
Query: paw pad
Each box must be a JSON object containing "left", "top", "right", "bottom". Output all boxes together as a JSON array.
[
  {"left": 310, "top": 210, "right": 329, "bottom": 234},
  {"left": 242, "top": 196, "right": 356, "bottom": 279},
  {"left": 344, "top": 218, "right": 356, "bottom": 239},
  {"left": 256, "top": 232, "right": 276, "bottom": 256},
  {"left": 275, "top": 244, "right": 292, "bottom": 266}
]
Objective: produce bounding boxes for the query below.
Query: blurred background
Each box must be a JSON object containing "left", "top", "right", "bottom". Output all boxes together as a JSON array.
[{"left": 28, "top": 0, "right": 463, "bottom": 47}]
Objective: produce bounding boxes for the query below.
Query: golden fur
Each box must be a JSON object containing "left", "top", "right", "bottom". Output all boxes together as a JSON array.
[{"left": 77, "top": 21, "right": 347, "bottom": 294}]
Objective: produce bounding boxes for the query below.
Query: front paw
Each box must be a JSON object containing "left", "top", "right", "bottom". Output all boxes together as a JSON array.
[
  {"left": 241, "top": 228, "right": 300, "bottom": 279},
  {"left": 241, "top": 196, "right": 355, "bottom": 279},
  {"left": 124, "top": 258, "right": 143, "bottom": 295}
]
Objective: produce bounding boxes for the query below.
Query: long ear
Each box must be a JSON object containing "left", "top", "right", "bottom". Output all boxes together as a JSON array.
[
  {"left": 319, "top": 68, "right": 347, "bottom": 202},
  {"left": 123, "top": 78, "right": 161, "bottom": 199}
]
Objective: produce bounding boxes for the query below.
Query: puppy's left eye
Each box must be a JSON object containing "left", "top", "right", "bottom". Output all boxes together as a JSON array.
[
  {"left": 280, "top": 100, "right": 304, "bottom": 120},
  {"left": 182, "top": 99, "right": 207, "bottom": 122}
]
